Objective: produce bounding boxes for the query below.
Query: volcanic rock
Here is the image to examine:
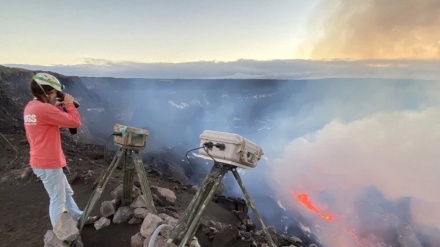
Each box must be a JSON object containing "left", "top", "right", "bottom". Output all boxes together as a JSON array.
[
  {"left": 110, "top": 184, "right": 142, "bottom": 200},
  {"left": 100, "top": 200, "right": 116, "bottom": 217},
  {"left": 130, "top": 232, "right": 145, "bottom": 247},
  {"left": 151, "top": 185, "right": 177, "bottom": 205},
  {"left": 53, "top": 213, "right": 79, "bottom": 241},
  {"left": 130, "top": 195, "right": 148, "bottom": 208},
  {"left": 44, "top": 230, "right": 68, "bottom": 247},
  {"left": 134, "top": 208, "right": 149, "bottom": 219},
  {"left": 140, "top": 213, "right": 164, "bottom": 237},
  {"left": 94, "top": 217, "right": 111, "bottom": 230},
  {"left": 113, "top": 206, "right": 134, "bottom": 224}
]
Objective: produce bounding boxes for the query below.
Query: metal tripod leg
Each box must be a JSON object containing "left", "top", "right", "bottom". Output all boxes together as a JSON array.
[
  {"left": 78, "top": 148, "right": 124, "bottom": 232},
  {"left": 122, "top": 151, "right": 135, "bottom": 206},
  {"left": 232, "top": 168, "right": 276, "bottom": 247},
  {"left": 132, "top": 151, "right": 157, "bottom": 214},
  {"left": 168, "top": 163, "right": 228, "bottom": 247},
  {"left": 179, "top": 168, "right": 226, "bottom": 247},
  {"left": 169, "top": 164, "right": 217, "bottom": 242}
]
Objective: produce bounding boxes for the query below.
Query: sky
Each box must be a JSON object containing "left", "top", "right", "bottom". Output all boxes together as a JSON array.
[
  {"left": 1, "top": 1, "right": 318, "bottom": 64},
  {"left": 1, "top": 0, "right": 439, "bottom": 79}
]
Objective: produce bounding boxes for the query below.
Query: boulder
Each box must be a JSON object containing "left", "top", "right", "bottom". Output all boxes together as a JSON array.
[
  {"left": 94, "top": 217, "right": 111, "bottom": 230},
  {"left": 140, "top": 213, "right": 163, "bottom": 238},
  {"left": 113, "top": 206, "right": 134, "bottom": 224},
  {"left": 53, "top": 213, "right": 79, "bottom": 241},
  {"left": 100, "top": 200, "right": 116, "bottom": 217}
]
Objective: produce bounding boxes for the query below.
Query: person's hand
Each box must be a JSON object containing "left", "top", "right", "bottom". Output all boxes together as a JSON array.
[{"left": 62, "top": 93, "right": 74, "bottom": 105}]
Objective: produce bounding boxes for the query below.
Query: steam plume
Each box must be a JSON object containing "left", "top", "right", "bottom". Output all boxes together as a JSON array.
[
  {"left": 270, "top": 81, "right": 440, "bottom": 245},
  {"left": 300, "top": 0, "right": 440, "bottom": 59}
]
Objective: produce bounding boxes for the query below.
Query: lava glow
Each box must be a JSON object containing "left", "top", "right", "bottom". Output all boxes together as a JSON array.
[{"left": 296, "top": 193, "right": 334, "bottom": 221}]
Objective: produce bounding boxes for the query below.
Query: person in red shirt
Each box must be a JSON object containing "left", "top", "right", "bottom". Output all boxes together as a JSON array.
[{"left": 23, "top": 72, "right": 97, "bottom": 228}]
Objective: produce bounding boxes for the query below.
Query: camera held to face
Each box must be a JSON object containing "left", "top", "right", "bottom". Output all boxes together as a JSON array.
[{"left": 56, "top": 91, "right": 80, "bottom": 108}]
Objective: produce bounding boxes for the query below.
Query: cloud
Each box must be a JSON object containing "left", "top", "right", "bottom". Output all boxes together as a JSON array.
[{"left": 300, "top": 0, "right": 440, "bottom": 60}]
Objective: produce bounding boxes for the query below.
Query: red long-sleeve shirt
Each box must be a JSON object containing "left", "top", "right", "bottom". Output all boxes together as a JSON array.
[{"left": 23, "top": 100, "right": 81, "bottom": 169}]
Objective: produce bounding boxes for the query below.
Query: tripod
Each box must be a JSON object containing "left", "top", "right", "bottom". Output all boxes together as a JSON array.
[
  {"left": 78, "top": 145, "right": 157, "bottom": 232},
  {"left": 165, "top": 162, "right": 276, "bottom": 247}
]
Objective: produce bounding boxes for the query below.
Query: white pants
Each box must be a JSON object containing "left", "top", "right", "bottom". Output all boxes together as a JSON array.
[{"left": 32, "top": 167, "right": 83, "bottom": 228}]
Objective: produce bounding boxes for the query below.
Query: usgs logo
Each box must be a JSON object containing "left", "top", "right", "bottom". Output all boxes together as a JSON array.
[{"left": 24, "top": 114, "right": 37, "bottom": 124}]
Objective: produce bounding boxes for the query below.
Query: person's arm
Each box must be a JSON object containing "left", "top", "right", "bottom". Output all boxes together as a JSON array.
[{"left": 44, "top": 103, "right": 81, "bottom": 128}]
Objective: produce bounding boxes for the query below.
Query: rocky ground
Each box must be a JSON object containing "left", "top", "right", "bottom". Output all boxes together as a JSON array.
[
  {"left": 0, "top": 65, "right": 319, "bottom": 247},
  {"left": 0, "top": 132, "right": 310, "bottom": 247}
]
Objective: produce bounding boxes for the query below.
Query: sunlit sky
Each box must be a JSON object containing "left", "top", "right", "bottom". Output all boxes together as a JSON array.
[
  {"left": 1, "top": 1, "right": 320, "bottom": 65},
  {"left": 1, "top": 0, "right": 439, "bottom": 78},
  {"left": 3, "top": 0, "right": 439, "bottom": 65}
]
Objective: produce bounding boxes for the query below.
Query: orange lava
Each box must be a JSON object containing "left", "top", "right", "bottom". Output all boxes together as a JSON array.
[{"left": 296, "top": 193, "right": 334, "bottom": 221}]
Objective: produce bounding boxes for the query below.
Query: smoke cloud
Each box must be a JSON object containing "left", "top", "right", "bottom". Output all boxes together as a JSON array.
[
  {"left": 271, "top": 82, "right": 440, "bottom": 245},
  {"left": 300, "top": 0, "right": 440, "bottom": 60}
]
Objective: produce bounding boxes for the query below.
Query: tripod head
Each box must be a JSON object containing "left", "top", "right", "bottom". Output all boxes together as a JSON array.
[{"left": 113, "top": 124, "right": 150, "bottom": 150}]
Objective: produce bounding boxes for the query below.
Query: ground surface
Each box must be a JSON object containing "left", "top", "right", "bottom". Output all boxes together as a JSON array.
[{"left": 0, "top": 134, "right": 239, "bottom": 247}]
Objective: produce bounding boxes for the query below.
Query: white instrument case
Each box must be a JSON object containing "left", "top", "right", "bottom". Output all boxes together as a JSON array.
[{"left": 198, "top": 130, "right": 263, "bottom": 169}]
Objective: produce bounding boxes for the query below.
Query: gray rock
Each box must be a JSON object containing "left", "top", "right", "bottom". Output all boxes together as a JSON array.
[
  {"left": 131, "top": 232, "right": 145, "bottom": 247},
  {"left": 113, "top": 206, "right": 134, "bottom": 224},
  {"left": 110, "top": 184, "right": 123, "bottom": 200},
  {"left": 100, "top": 200, "right": 116, "bottom": 217},
  {"left": 94, "top": 217, "right": 111, "bottom": 230},
  {"left": 130, "top": 196, "right": 148, "bottom": 208},
  {"left": 111, "top": 184, "right": 141, "bottom": 200},
  {"left": 44, "top": 230, "right": 68, "bottom": 247},
  {"left": 140, "top": 213, "right": 164, "bottom": 238},
  {"left": 53, "top": 213, "right": 79, "bottom": 241},
  {"left": 134, "top": 208, "right": 149, "bottom": 219},
  {"left": 151, "top": 186, "right": 176, "bottom": 205}
]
